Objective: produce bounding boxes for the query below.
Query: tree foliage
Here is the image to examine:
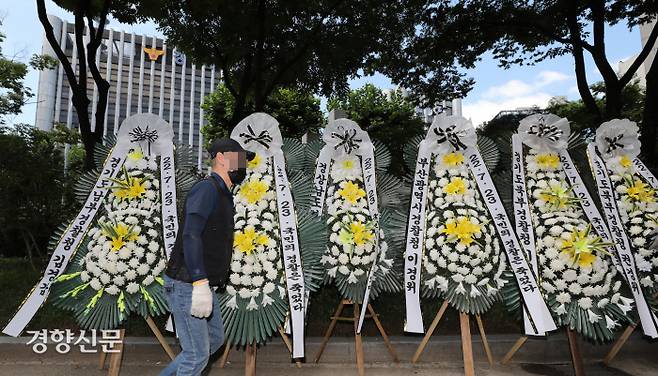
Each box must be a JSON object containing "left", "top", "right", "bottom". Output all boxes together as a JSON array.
[
  {"left": 328, "top": 84, "right": 426, "bottom": 176},
  {"left": 0, "top": 125, "right": 80, "bottom": 265},
  {"left": 201, "top": 85, "right": 323, "bottom": 145},
  {"left": 0, "top": 23, "right": 57, "bottom": 124},
  {"left": 122, "top": 0, "right": 422, "bottom": 125},
  {"left": 373, "top": 0, "right": 657, "bottom": 123}
]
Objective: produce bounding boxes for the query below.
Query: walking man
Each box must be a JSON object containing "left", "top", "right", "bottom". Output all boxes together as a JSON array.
[{"left": 160, "top": 139, "right": 248, "bottom": 375}]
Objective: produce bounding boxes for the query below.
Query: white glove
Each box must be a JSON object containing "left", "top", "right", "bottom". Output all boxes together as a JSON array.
[{"left": 190, "top": 279, "right": 213, "bottom": 318}]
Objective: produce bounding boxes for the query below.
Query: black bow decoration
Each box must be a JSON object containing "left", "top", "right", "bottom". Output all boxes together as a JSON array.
[
  {"left": 527, "top": 116, "right": 563, "bottom": 143},
  {"left": 129, "top": 124, "right": 159, "bottom": 154},
  {"left": 604, "top": 134, "right": 625, "bottom": 154},
  {"left": 332, "top": 128, "right": 362, "bottom": 154},
  {"left": 433, "top": 124, "right": 468, "bottom": 151},
  {"left": 239, "top": 124, "right": 273, "bottom": 149}
]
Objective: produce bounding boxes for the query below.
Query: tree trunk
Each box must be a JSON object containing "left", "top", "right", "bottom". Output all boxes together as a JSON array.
[{"left": 641, "top": 58, "right": 658, "bottom": 166}]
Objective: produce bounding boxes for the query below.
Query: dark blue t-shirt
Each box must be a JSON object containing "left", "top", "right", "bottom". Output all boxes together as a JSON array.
[{"left": 182, "top": 172, "right": 233, "bottom": 281}]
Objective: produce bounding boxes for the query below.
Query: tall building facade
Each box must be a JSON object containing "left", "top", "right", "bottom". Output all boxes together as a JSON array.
[
  {"left": 617, "top": 18, "right": 657, "bottom": 87},
  {"left": 35, "top": 15, "right": 217, "bottom": 164}
]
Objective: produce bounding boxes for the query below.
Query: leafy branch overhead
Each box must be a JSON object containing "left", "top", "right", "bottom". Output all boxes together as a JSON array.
[{"left": 118, "top": 0, "right": 423, "bottom": 124}]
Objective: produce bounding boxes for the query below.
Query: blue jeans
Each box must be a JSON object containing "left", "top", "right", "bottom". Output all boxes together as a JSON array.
[{"left": 160, "top": 275, "right": 225, "bottom": 376}]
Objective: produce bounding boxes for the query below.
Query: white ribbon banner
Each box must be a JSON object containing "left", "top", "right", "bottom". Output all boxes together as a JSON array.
[
  {"left": 558, "top": 150, "right": 623, "bottom": 273},
  {"left": 356, "top": 146, "right": 381, "bottom": 334},
  {"left": 634, "top": 158, "right": 658, "bottom": 189},
  {"left": 511, "top": 135, "right": 544, "bottom": 336},
  {"left": 4, "top": 114, "right": 176, "bottom": 337},
  {"left": 466, "top": 147, "right": 557, "bottom": 334},
  {"left": 232, "top": 113, "right": 306, "bottom": 358},
  {"left": 402, "top": 141, "right": 432, "bottom": 333},
  {"left": 402, "top": 114, "right": 478, "bottom": 334},
  {"left": 160, "top": 143, "right": 178, "bottom": 259},
  {"left": 587, "top": 144, "right": 658, "bottom": 338}
]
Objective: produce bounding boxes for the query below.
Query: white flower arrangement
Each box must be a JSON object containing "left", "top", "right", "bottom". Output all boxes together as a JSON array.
[
  {"left": 322, "top": 156, "right": 394, "bottom": 288},
  {"left": 79, "top": 148, "right": 166, "bottom": 302},
  {"left": 596, "top": 121, "right": 658, "bottom": 291},
  {"left": 420, "top": 150, "right": 506, "bottom": 312},
  {"left": 522, "top": 147, "right": 633, "bottom": 333},
  {"left": 224, "top": 153, "right": 285, "bottom": 311}
]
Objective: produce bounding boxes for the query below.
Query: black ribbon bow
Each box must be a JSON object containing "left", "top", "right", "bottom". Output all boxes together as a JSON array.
[
  {"left": 433, "top": 124, "right": 468, "bottom": 151},
  {"left": 527, "top": 116, "right": 563, "bottom": 143},
  {"left": 129, "top": 124, "right": 159, "bottom": 154},
  {"left": 332, "top": 128, "right": 362, "bottom": 154},
  {"left": 239, "top": 124, "right": 273, "bottom": 148},
  {"left": 604, "top": 134, "right": 625, "bottom": 154}
]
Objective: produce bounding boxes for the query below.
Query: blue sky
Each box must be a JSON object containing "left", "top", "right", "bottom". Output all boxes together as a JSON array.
[{"left": 1, "top": 1, "right": 645, "bottom": 126}]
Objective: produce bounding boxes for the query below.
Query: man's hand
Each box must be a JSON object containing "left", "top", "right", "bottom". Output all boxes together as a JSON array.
[{"left": 191, "top": 279, "right": 213, "bottom": 318}]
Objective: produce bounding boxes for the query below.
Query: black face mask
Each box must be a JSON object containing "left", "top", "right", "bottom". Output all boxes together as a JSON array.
[{"left": 228, "top": 167, "right": 247, "bottom": 185}]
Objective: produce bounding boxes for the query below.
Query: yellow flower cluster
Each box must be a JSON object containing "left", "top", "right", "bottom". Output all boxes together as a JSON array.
[
  {"left": 535, "top": 153, "right": 560, "bottom": 170},
  {"left": 442, "top": 152, "right": 464, "bottom": 167},
  {"left": 101, "top": 222, "right": 139, "bottom": 252},
  {"left": 560, "top": 227, "right": 610, "bottom": 268},
  {"left": 238, "top": 178, "right": 270, "bottom": 204},
  {"left": 540, "top": 182, "right": 577, "bottom": 209},
  {"left": 442, "top": 217, "right": 481, "bottom": 246},
  {"left": 625, "top": 179, "right": 655, "bottom": 203},
  {"left": 234, "top": 226, "right": 270, "bottom": 255},
  {"left": 338, "top": 181, "right": 366, "bottom": 204},
  {"left": 444, "top": 177, "right": 467, "bottom": 195}
]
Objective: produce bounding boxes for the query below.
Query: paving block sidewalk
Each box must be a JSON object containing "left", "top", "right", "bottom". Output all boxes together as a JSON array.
[{"left": 1, "top": 332, "right": 657, "bottom": 375}]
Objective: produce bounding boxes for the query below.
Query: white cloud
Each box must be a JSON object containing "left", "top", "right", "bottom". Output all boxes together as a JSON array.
[
  {"left": 463, "top": 93, "right": 554, "bottom": 128},
  {"left": 482, "top": 80, "right": 534, "bottom": 99},
  {"left": 536, "top": 71, "right": 571, "bottom": 86},
  {"left": 463, "top": 70, "right": 573, "bottom": 127}
]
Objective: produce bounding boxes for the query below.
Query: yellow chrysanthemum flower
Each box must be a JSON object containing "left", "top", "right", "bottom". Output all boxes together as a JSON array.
[
  {"left": 442, "top": 152, "right": 464, "bottom": 167},
  {"left": 350, "top": 221, "right": 374, "bottom": 246},
  {"left": 442, "top": 217, "right": 482, "bottom": 246},
  {"left": 540, "top": 182, "right": 577, "bottom": 209},
  {"left": 127, "top": 148, "right": 144, "bottom": 161},
  {"left": 535, "top": 153, "right": 560, "bottom": 170},
  {"left": 560, "top": 226, "right": 610, "bottom": 268},
  {"left": 626, "top": 179, "right": 655, "bottom": 203},
  {"left": 238, "top": 178, "right": 269, "bottom": 204},
  {"left": 234, "top": 226, "right": 266, "bottom": 255},
  {"left": 101, "top": 222, "right": 139, "bottom": 251},
  {"left": 338, "top": 181, "right": 366, "bottom": 204},
  {"left": 126, "top": 179, "right": 147, "bottom": 199},
  {"left": 444, "top": 177, "right": 467, "bottom": 195}
]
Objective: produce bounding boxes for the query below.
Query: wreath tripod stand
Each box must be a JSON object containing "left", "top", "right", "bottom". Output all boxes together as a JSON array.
[
  {"left": 218, "top": 326, "right": 301, "bottom": 376},
  {"left": 411, "top": 301, "right": 493, "bottom": 376},
  {"left": 98, "top": 315, "right": 175, "bottom": 376},
  {"left": 501, "top": 329, "right": 585, "bottom": 376},
  {"left": 314, "top": 299, "right": 399, "bottom": 376}
]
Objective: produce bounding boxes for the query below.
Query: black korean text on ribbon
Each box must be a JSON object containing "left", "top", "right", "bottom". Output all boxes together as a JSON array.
[
  {"left": 433, "top": 124, "right": 468, "bottom": 150},
  {"left": 527, "top": 116, "right": 563, "bottom": 143},
  {"left": 239, "top": 124, "right": 273, "bottom": 148},
  {"left": 332, "top": 128, "right": 362, "bottom": 154},
  {"left": 129, "top": 125, "right": 159, "bottom": 155}
]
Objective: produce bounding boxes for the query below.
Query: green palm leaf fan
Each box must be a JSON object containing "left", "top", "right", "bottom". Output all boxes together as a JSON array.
[{"left": 50, "top": 114, "right": 194, "bottom": 330}]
